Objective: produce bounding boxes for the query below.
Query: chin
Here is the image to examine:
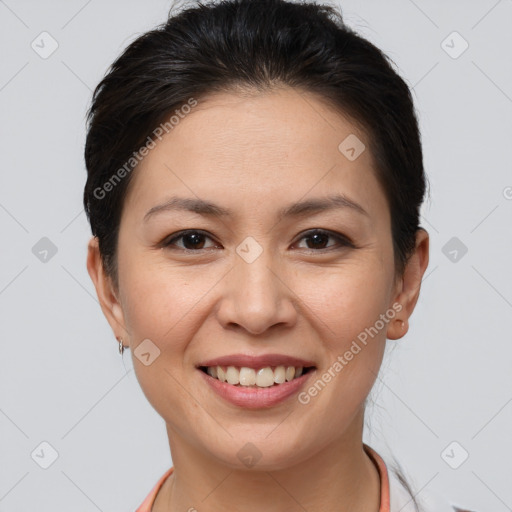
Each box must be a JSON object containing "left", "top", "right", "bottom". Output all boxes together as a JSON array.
[{"left": 202, "top": 432, "right": 317, "bottom": 472}]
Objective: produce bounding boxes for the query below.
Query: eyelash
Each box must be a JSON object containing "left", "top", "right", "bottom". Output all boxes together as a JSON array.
[{"left": 161, "top": 229, "right": 355, "bottom": 253}]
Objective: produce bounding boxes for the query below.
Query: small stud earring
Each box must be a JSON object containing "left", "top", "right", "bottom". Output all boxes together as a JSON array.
[{"left": 117, "top": 337, "right": 125, "bottom": 356}]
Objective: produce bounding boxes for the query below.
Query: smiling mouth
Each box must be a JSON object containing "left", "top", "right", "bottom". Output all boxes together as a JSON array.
[{"left": 199, "top": 365, "right": 316, "bottom": 388}]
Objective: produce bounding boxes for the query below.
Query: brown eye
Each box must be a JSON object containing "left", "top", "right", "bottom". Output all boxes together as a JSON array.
[
  {"left": 162, "top": 228, "right": 354, "bottom": 253},
  {"left": 295, "top": 229, "right": 354, "bottom": 251},
  {"left": 163, "top": 230, "right": 217, "bottom": 251}
]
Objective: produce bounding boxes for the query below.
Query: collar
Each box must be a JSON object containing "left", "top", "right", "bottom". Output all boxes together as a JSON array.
[{"left": 136, "top": 443, "right": 391, "bottom": 511}]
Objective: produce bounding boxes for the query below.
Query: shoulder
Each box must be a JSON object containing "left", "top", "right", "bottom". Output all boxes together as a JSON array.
[{"left": 387, "top": 467, "right": 478, "bottom": 512}]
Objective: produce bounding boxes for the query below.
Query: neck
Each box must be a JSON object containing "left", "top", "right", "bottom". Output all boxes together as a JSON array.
[{"left": 153, "top": 411, "right": 381, "bottom": 512}]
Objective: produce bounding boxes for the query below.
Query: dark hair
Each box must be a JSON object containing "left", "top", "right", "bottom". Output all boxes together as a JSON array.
[
  {"left": 84, "top": 0, "right": 427, "bottom": 292},
  {"left": 84, "top": 0, "right": 427, "bottom": 506}
]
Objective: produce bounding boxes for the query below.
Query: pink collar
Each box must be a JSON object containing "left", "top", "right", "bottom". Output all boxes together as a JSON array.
[{"left": 136, "top": 443, "right": 390, "bottom": 511}]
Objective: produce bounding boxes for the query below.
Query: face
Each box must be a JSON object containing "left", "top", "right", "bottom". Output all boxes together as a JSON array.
[{"left": 88, "top": 87, "right": 428, "bottom": 471}]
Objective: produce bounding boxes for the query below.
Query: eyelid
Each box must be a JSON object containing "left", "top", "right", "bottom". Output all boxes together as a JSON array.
[
  {"left": 162, "top": 229, "right": 219, "bottom": 250},
  {"left": 161, "top": 228, "right": 355, "bottom": 251},
  {"left": 293, "top": 229, "right": 355, "bottom": 249}
]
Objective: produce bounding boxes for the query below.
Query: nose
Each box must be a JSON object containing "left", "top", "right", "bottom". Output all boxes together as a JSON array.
[{"left": 215, "top": 248, "right": 298, "bottom": 336}]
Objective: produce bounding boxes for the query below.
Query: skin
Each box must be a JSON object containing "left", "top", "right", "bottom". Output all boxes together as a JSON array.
[{"left": 87, "top": 86, "right": 429, "bottom": 512}]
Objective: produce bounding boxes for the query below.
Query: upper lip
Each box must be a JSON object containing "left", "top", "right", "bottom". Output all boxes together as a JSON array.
[{"left": 198, "top": 353, "right": 316, "bottom": 369}]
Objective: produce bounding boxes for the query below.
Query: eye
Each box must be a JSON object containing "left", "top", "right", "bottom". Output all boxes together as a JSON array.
[
  {"left": 162, "top": 230, "right": 218, "bottom": 251},
  {"left": 161, "top": 228, "right": 354, "bottom": 252},
  {"left": 294, "top": 229, "right": 354, "bottom": 251}
]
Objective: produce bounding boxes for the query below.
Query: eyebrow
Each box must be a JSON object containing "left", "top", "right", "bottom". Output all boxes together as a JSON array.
[{"left": 143, "top": 193, "right": 368, "bottom": 223}]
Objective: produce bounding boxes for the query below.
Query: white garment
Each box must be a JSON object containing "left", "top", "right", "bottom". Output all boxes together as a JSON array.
[{"left": 388, "top": 468, "right": 474, "bottom": 512}]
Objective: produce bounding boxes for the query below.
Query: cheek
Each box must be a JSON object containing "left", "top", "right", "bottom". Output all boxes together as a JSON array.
[
  {"left": 120, "top": 257, "right": 222, "bottom": 352},
  {"left": 121, "top": 242, "right": 394, "bottom": 355},
  {"left": 299, "top": 259, "right": 393, "bottom": 345},
  {"left": 294, "top": 261, "right": 392, "bottom": 405},
  {"left": 122, "top": 271, "right": 174, "bottom": 340},
  {"left": 119, "top": 261, "right": 211, "bottom": 419}
]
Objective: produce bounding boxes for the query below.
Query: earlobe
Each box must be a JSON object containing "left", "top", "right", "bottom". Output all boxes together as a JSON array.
[
  {"left": 387, "top": 317, "right": 408, "bottom": 340},
  {"left": 386, "top": 229, "right": 429, "bottom": 341},
  {"left": 86, "top": 236, "right": 128, "bottom": 344}
]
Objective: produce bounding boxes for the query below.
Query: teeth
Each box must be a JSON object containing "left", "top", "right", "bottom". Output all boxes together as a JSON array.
[
  {"left": 226, "top": 366, "right": 239, "bottom": 385},
  {"left": 204, "top": 365, "right": 308, "bottom": 387},
  {"left": 274, "top": 366, "right": 286, "bottom": 384},
  {"left": 239, "top": 367, "right": 256, "bottom": 386},
  {"left": 256, "top": 367, "right": 274, "bottom": 387}
]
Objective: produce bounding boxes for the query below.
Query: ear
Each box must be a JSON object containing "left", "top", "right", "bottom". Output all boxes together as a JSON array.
[
  {"left": 86, "top": 236, "right": 129, "bottom": 345},
  {"left": 386, "top": 228, "right": 429, "bottom": 340}
]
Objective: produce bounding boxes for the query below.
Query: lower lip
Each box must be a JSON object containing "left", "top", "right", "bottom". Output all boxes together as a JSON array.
[{"left": 198, "top": 369, "right": 314, "bottom": 409}]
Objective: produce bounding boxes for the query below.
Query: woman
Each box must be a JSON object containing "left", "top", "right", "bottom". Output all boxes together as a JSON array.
[{"left": 83, "top": 0, "right": 477, "bottom": 510}]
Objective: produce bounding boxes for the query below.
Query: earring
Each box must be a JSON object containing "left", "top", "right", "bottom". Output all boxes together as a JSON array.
[
  {"left": 117, "top": 337, "right": 125, "bottom": 356},
  {"left": 398, "top": 319, "right": 406, "bottom": 330}
]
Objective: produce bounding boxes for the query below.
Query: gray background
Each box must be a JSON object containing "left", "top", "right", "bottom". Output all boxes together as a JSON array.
[{"left": 1, "top": 0, "right": 511, "bottom": 510}]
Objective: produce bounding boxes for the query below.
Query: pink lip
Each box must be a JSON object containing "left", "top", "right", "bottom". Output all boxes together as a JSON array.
[
  {"left": 198, "top": 353, "right": 315, "bottom": 369},
  {"left": 197, "top": 368, "right": 316, "bottom": 410}
]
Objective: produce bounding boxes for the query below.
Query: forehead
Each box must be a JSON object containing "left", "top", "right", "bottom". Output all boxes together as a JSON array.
[{"left": 122, "top": 87, "right": 388, "bottom": 223}]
